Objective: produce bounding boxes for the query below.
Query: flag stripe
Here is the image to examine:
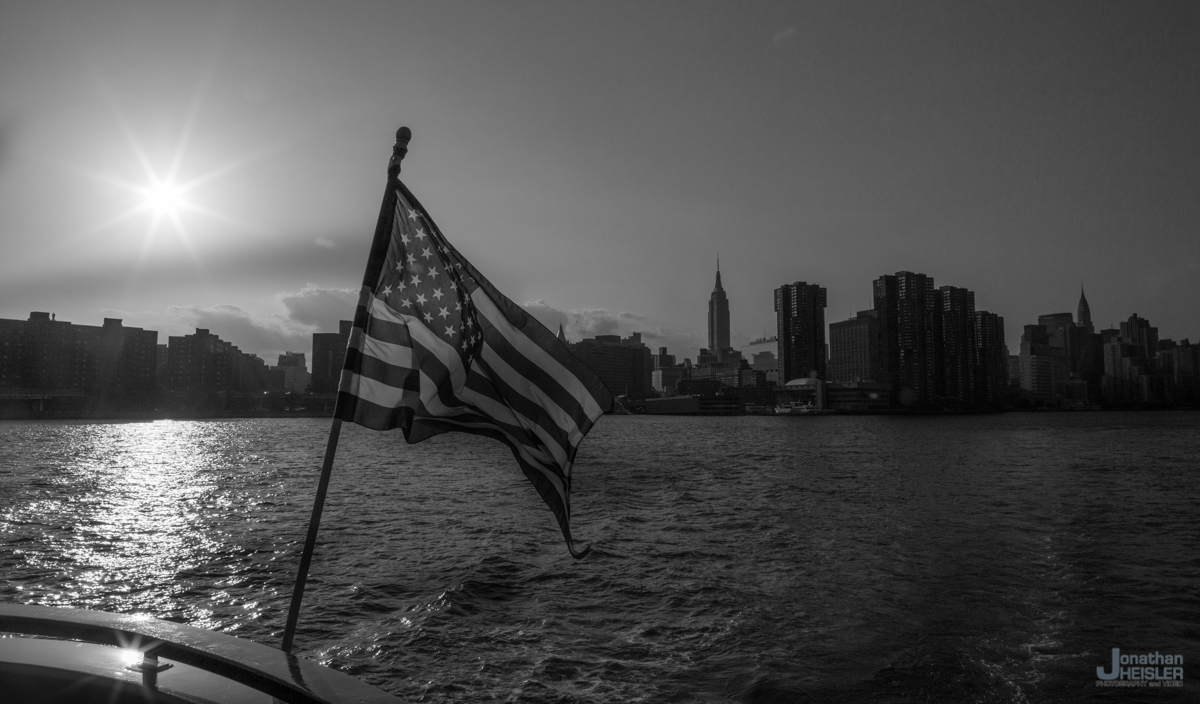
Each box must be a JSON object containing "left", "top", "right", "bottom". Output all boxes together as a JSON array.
[
  {"left": 469, "top": 288, "right": 606, "bottom": 423},
  {"left": 472, "top": 346, "right": 581, "bottom": 457},
  {"left": 364, "top": 311, "right": 412, "bottom": 348},
  {"left": 344, "top": 346, "right": 417, "bottom": 391},
  {"left": 358, "top": 331, "right": 414, "bottom": 368},
  {"left": 343, "top": 370, "right": 419, "bottom": 410}
]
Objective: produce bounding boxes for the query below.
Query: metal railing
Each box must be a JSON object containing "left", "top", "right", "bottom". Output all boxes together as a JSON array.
[{"left": 0, "top": 604, "right": 401, "bottom": 704}]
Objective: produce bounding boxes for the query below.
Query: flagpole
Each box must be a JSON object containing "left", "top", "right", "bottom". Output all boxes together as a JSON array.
[{"left": 281, "top": 126, "right": 412, "bottom": 654}]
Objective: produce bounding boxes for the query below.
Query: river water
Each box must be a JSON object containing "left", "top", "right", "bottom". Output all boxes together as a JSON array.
[{"left": 0, "top": 413, "right": 1196, "bottom": 702}]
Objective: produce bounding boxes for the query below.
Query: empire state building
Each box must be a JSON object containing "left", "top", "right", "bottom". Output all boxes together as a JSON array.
[{"left": 708, "top": 262, "right": 730, "bottom": 357}]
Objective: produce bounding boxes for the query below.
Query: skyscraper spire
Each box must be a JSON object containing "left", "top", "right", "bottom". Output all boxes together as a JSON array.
[
  {"left": 708, "top": 260, "right": 730, "bottom": 356},
  {"left": 1078, "top": 283, "right": 1093, "bottom": 334}
]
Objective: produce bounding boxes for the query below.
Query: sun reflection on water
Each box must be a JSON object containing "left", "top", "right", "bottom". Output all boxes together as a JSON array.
[{"left": 1, "top": 420, "right": 302, "bottom": 633}]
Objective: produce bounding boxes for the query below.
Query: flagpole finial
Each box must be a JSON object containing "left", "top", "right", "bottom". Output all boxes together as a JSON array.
[{"left": 389, "top": 126, "right": 412, "bottom": 174}]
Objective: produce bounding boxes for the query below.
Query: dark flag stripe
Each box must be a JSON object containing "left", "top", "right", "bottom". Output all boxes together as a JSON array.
[
  {"left": 468, "top": 287, "right": 606, "bottom": 424},
  {"left": 469, "top": 351, "right": 577, "bottom": 464},
  {"left": 343, "top": 346, "right": 418, "bottom": 391},
  {"left": 363, "top": 315, "right": 412, "bottom": 348},
  {"left": 474, "top": 326, "right": 587, "bottom": 448},
  {"left": 336, "top": 384, "right": 414, "bottom": 430}
]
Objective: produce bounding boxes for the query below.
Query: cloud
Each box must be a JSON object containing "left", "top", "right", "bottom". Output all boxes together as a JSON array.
[
  {"left": 276, "top": 283, "right": 357, "bottom": 329},
  {"left": 313, "top": 236, "right": 336, "bottom": 249},
  {"left": 165, "top": 304, "right": 308, "bottom": 364},
  {"left": 521, "top": 300, "right": 705, "bottom": 360},
  {"left": 102, "top": 284, "right": 358, "bottom": 367},
  {"left": 773, "top": 26, "right": 797, "bottom": 45},
  {"left": 521, "top": 299, "right": 569, "bottom": 334}
]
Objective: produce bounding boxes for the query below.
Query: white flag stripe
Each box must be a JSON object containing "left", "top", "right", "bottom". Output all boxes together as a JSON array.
[
  {"left": 358, "top": 334, "right": 414, "bottom": 369},
  {"left": 478, "top": 340, "right": 584, "bottom": 450},
  {"left": 367, "top": 295, "right": 407, "bottom": 326},
  {"left": 345, "top": 372, "right": 421, "bottom": 410},
  {"left": 470, "top": 288, "right": 605, "bottom": 421}
]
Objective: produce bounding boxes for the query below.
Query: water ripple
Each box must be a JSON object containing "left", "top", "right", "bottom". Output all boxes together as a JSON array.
[{"left": 1, "top": 413, "right": 1198, "bottom": 702}]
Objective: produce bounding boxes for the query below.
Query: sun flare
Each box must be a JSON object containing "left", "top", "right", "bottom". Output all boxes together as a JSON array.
[{"left": 143, "top": 179, "right": 184, "bottom": 217}]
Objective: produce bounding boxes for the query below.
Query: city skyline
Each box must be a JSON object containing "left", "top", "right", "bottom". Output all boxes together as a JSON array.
[
  {"left": 2, "top": 2, "right": 1198, "bottom": 365},
  {"left": 6, "top": 261, "right": 1192, "bottom": 375}
]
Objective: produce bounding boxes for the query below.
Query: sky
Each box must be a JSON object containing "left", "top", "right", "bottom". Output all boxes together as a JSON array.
[{"left": 1, "top": 1, "right": 1197, "bottom": 367}]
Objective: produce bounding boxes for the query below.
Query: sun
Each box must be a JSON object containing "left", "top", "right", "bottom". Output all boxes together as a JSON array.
[{"left": 142, "top": 179, "right": 185, "bottom": 217}]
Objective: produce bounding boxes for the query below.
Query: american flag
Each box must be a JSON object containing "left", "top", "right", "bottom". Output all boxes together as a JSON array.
[{"left": 335, "top": 181, "right": 613, "bottom": 557}]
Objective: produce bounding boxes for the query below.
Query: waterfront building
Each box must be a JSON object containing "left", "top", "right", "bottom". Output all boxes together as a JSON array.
[
  {"left": 708, "top": 263, "right": 731, "bottom": 360},
  {"left": 652, "top": 367, "right": 687, "bottom": 396},
  {"left": 826, "top": 381, "right": 892, "bottom": 412},
  {"left": 974, "top": 311, "right": 1008, "bottom": 407},
  {"left": 873, "top": 272, "right": 939, "bottom": 406},
  {"left": 166, "top": 328, "right": 270, "bottom": 397},
  {"left": 1015, "top": 307, "right": 1104, "bottom": 405},
  {"left": 740, "top": 336, "right": 778, "bottom": 373},
  {"left": 271, "top": 352, "right": 310, "bottom": 393},
  {"left": 1158, "top": 339, "right": 1200, "bottom": 405},
  {"left": 651, "top": 347, "right": 676, "bottom": 370},
  {"left": 156, "top": 344, "right": 169, "bottom": 389},
  {"left": 827, "top": 310, "right": 878, "bottom": 382},
  {"left": 717, "top": 367, "right": 765, "bottom": 389},
  {"left": 1101, "top": 314, "right": 1163, "bottom": 404},
  {"left": 311, "top": 320, "right": 352, "bottom": 394},
  {"left": 1019, "top": 324, "right": 1057, "bottom": 402},
  {"left": 1038, "top": 313, "right": 1074, "bottom": 351},
  {"left": 775, "top": 281, "right": 827, "bottom": 383},
  {"left": 781, "top": 377, "right": 826, "bottom": 409},
  {"left": 1119, "top": 314, "right": 1158, "bottom": 361},
  {"left": 940, "top": 286, "right": 977, "bottom": 406},
  {"left": 568, "top": 333, "right": 652, "bottom": 399},
  {"left": 0, "top": 312, "right": 157, "bottom": 414}
]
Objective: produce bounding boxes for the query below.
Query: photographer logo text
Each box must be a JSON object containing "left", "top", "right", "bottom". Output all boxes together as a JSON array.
[{"left": 1096, "top": 648, "right": 1184, "bottom": 688}]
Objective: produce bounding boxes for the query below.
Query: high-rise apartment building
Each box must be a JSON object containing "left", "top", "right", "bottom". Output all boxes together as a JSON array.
[
  {"left": 568, "top": 333, "right": 652, "bottom": 400},
  {"left": 311, "top": 320, "right": 352, "bottom": 394},
  {"left": 1020, "top": 324, "right": 1057, "bottom": 402},
  {"left": 974, "top": 311, "right": 1007, "bottom": 407},
  {"left": 940, "top": 286, "right": 977, "bottom": 405},
  {"left": 272, "top": 351, "right": 310, "bottom": 393},
  {"left": 0, "top": 312, "right": 158, "bottom": 411},
  {"left": 873, "top": 272, "right": 939, "bottom": 405},
  {"left": 775, "top": 281, "right": 827, "bottom": 382},
  {"left": 827, "top": 310, "right": 877, "bottom": 382},
  {"left": 1119, "top": 314, "right": 1158, "bottom": 361},
  {"left": 651, "top": 347, "right": 676, "bottom": 370},
  {"left": 166, "top": 328, "right": 269, "bottom": 396},
  {"left": 1102, "top": 313, "right": 1162, "bottom": 404},
  {"left": 708, "top": 264, "right": 730, "bottom": 359}
]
